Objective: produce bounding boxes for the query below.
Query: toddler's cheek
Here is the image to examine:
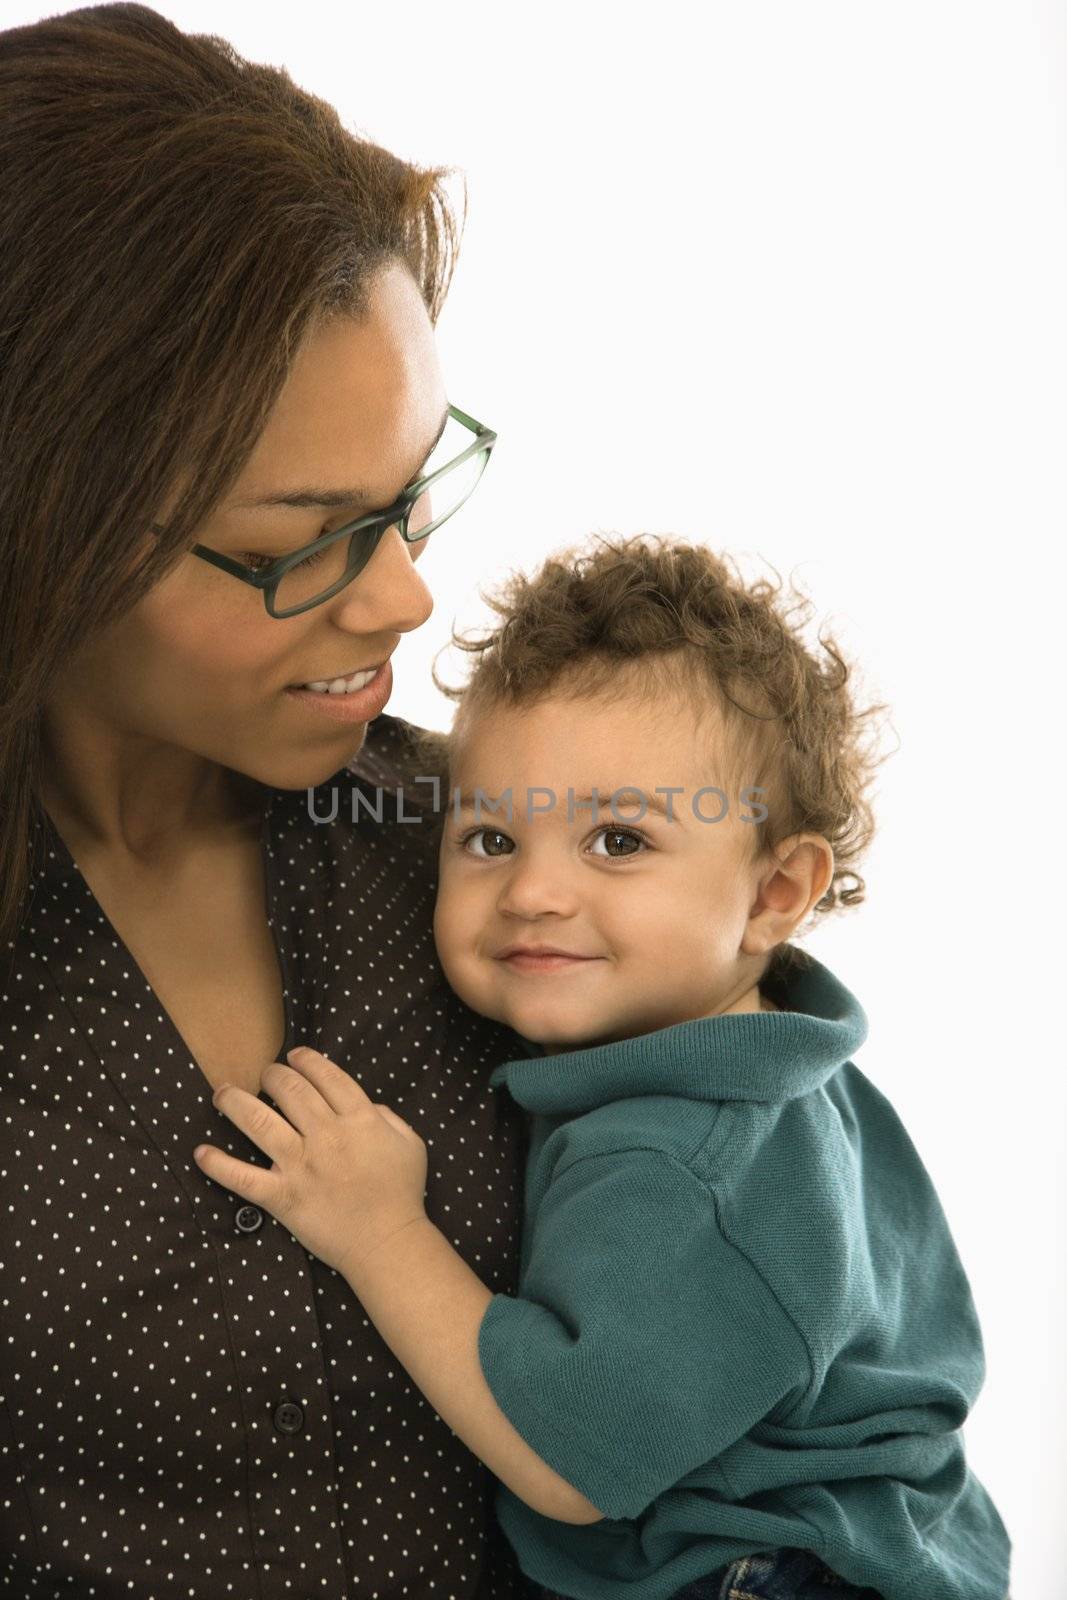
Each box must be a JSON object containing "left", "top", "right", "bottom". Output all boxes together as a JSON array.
[
  {"left": 432, "top": 916, "right": 480, "bottom": 1006},
  {"left": 432, "top": 892, "right": 462, "bottom": 968}
]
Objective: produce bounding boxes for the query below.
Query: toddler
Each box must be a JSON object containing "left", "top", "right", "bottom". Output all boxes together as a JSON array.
[{"left": 198, "top": 533, "right": 1012, "bottom": 1600}]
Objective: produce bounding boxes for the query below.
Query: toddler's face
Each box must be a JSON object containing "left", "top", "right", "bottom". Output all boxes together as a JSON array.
[{"left": 433, "top": 688, "right": 778, "bottom": 1051}]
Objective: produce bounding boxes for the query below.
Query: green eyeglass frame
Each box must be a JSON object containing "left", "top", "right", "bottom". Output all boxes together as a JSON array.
[{"left": 151, "top": 402, "right": 496, "bottom": 618}]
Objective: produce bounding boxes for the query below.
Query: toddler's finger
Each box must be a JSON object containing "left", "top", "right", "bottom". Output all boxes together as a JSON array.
[{"left": 193, "top": 1143, "right": 272, "bottom": 1200}]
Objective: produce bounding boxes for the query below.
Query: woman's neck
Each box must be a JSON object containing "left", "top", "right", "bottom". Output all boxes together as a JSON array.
[{"left": 39, "top": 734, "right": 264, "bottom": 867}]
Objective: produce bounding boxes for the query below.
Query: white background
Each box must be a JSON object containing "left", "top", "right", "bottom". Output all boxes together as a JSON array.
[{"left": 13, "top": 2, "right": 1066, "bottom": 1593}]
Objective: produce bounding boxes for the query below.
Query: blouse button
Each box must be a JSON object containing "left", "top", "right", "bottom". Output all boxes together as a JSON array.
[
  {"left": 273, "top": 1401, "right": 305, "bottom": 1435},
  {"left": 234, "top": 1205, "right": 263, "bottom": 1234}
]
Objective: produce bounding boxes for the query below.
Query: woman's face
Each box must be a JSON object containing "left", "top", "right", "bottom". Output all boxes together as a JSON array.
[{"left": 48, "top": 260, "right": 446, "bottom": 794}]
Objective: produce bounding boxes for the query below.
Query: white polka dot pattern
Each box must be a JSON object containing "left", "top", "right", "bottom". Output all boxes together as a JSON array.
[{"left": 0, "top": 714, "right": 532, "bottom": 1598}]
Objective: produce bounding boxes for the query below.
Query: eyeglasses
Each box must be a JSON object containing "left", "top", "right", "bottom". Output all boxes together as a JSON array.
[{"left": 152, "top": 403, "right": 496, "bottom": 618}]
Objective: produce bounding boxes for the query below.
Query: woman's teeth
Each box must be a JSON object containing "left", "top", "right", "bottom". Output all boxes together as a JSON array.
[{"left": 300, "top": 667, "right": 378, "bottom": 696}]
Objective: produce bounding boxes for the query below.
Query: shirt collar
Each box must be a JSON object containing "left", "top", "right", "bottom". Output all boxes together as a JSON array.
[{"left": 488, "top": 951, "right": 868, "bottom": 1113}]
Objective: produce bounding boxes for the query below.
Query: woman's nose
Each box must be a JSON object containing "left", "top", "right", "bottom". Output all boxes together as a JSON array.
[{"left": 326, "top": 524, "right": 434, "bottom": 635}]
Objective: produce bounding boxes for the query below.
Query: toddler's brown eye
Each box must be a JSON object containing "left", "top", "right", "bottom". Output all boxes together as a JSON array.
[
  {"left": 465, "top": 828, "right": 514, "bottom": 858},
  {"left": 590, "top": 828, "right": 644, "bottom": 858}
]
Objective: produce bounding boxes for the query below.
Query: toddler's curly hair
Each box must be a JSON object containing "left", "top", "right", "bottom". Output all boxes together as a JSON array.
[{"left": 407, "top": 533, "right": 895, "bottom": 964}]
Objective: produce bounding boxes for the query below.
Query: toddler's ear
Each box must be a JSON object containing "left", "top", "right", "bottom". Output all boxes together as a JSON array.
[{"left": 742, "top": 834, "right": 833, "bottom": 955}]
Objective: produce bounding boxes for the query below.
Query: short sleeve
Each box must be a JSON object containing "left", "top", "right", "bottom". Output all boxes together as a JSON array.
[{"left": 477, "top": 1149, "right": 810, "bottom": 1522}]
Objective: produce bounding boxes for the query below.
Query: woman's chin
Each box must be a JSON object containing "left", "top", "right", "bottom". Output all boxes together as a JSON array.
[{"left": 247, "top": 734, "right": 371, "bottom": 795}]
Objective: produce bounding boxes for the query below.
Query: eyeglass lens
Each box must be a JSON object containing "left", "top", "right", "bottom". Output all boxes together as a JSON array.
[{"left": 271, "top": 447, "right": 490, "bottom": 615}]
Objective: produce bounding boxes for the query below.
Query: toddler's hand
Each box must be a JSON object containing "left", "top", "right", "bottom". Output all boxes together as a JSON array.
[{"left": 194, "top": 1046, "right": 428, "bottom": 1279}]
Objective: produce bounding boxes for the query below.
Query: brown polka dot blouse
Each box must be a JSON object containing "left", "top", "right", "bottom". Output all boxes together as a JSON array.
[{"left": 0, "top": 714, "right": 532, "bottom": 1598}]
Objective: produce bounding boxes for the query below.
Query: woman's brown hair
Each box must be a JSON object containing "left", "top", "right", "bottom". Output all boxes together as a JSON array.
[
  {"left": 411, "top": 533, "right": 896, "bottom": 969},
  {"left": 0, "top": 2, "right": 463, "bottom": 949}
]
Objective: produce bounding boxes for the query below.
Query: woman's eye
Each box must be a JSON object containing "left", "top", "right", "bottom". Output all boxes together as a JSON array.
[
  {"left": 461, "top": 828, "right": 514, "bottom": 858},
  {"left": 588, "top": 827, "right": 646, "bottom": 859},
  {"left": 242, "top": 546, "right": 329, "bottom": 573}
]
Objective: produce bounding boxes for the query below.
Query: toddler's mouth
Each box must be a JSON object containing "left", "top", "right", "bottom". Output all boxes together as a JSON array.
[{"left": 494, "top": 945, "right": 604, "bottom": 974}]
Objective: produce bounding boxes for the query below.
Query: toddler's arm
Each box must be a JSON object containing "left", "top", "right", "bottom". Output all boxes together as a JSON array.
[{"left": 342, "top": 1219, "right": 605, "bottom": 1526}]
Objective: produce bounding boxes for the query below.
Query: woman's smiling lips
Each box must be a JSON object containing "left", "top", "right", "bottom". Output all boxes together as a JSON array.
[{"left": 494, "top": 944, "right": 605, "bottom": 974}]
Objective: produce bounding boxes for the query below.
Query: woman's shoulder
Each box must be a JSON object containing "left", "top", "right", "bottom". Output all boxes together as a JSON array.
[
  {"left": 345, "top": 712, "right": 447, "bottom": 795},
  {"left": 264, "top": 713, "right": 445, "bottom": 872},
  {"left": 339, "top": 713, "right": 448, "bottom": 845}
]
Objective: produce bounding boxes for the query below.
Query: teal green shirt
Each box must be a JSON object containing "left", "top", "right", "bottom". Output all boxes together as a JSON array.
[{"left": 476, "top": 952, "right": 1011, "bottom": 1600}]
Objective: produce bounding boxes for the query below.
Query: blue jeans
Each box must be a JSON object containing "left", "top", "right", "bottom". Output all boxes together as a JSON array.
[{"left": 535, "top": 1545, "right": 886, "bottom": 1599}]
